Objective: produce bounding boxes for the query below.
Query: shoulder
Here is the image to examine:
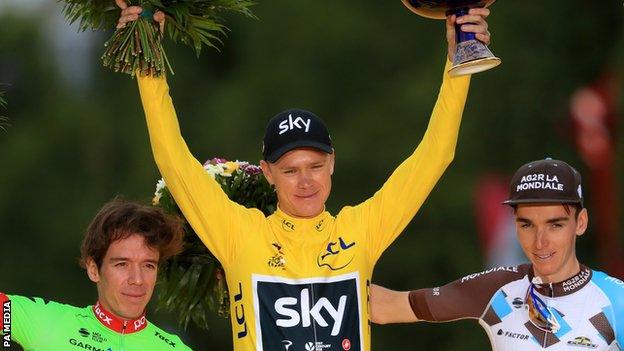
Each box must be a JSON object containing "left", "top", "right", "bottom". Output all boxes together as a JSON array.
[
  {"left": 591, "top": 270, "right": 624, "bottom": 308},
  {"left": 5, "top": 294, "right": 86, "bottom": 333},
  {"left": 8, "top": 294, "right": 81, "bottom": 313},
  {"left": 148, "top": 323, "right": 192, "bottom": 350},
  {"left": 459, "top": 264, "right": 530, "bottom": 285}
]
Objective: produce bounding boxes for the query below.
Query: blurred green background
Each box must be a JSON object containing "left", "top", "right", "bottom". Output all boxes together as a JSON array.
[{"left": 0, "top": 1, "right": 622, "bottom": 349}]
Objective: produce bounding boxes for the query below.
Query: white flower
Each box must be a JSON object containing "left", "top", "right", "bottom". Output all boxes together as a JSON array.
[
  {"left": 153, "top": 178, "right": 167, "bottom": 204},
  {"left": 154, "top": 178, "right": 167, "bottom": 197}
]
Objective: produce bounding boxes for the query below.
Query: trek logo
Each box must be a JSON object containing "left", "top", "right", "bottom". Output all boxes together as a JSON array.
[
  {"left": 278, "top": 114, "right": 311, "bottom": 135},
  {"left": 275, "top": 287, "right": 347, "bottom": 336},
  {"left": 1, "top": 294, "right": 10, "bottom": 349},
  {"left": 94, "top": 304, "right": 113, "bottom": 325},
  {"left": 317, "top": 237, "right": 356, "bottom": 271},
  {"left": 254, "top": 273, "right": 362, "bottom": 351},
  {"left": 155, "top": 331, "right": 177, "bottom": 347}
]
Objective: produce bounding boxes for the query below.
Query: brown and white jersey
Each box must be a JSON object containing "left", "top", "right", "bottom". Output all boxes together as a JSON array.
[{"left": 409, "top": 264, "right": 624, "bottom": 350}]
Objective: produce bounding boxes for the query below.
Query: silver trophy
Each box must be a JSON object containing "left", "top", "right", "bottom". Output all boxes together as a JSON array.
[{"left": 402, "top": 0, "right": 501, "bottom": 76}]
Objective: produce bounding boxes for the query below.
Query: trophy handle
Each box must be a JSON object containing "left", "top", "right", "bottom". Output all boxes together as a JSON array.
[{"left": 449, "top": 7, "right": 501, "bottom": 77}]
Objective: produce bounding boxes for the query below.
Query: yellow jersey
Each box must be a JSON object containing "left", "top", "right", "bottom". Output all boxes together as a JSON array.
[{"left": 137, "top": 60, "right": 470, "bottom": 351}]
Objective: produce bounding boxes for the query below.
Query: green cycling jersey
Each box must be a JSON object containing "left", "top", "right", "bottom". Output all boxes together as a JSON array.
[{"left": 1, "top": 293, "right": 191, "bottom": 351}]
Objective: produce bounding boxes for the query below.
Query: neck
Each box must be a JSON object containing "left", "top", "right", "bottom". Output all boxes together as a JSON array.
[
  {"left": 277, "top": 203, "right": 325, "bottom": 219},
  {"left": 530, "top": 263, "right": 592, "bottom": 297},
  {"left": 538, "top": 258, "right": 580, "bottom": 284}
]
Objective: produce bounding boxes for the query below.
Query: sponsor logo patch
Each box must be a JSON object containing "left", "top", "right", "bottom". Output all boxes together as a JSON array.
[
  {"left": 460, "top": 266, "right": 518, "bottom": 283},
  {"left": 268, "top": 243, "right": 286, "bottom": 269},
  {"left": 278, "top": 114, "right": 311, "bottom": 135},
  {"left": 317, "top": 237, "right": 356, "bottom": 271},
  {"left": 567, "top": 336, "right": 598, "bottom": 349},
  {"left": 253, "top": 273, "right": 362, "bottom": 351},
  {"left": 517, "top": 173, "right": 564, "bottom": 192},
  {"left": 497, "top": 329, "right": 530, "bottom": 341}
]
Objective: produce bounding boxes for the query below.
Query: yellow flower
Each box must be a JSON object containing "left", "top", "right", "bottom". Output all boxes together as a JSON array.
[{"left": 223, "top": 161, "right": 239, "bottom": 175}]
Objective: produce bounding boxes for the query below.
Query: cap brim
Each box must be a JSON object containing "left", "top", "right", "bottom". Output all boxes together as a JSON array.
[
  {"left": 265, "top": 140, "right": 333, "bottom": 163},
  {"left": 502, "top": 198, "right": 583, "bottom": 206}
]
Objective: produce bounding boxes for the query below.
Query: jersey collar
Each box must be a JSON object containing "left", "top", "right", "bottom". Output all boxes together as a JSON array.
[
  {"left": 529, "top": 264, "right": 592, "bottom": 297},
  {"left": 92, "top": 301, "right": 148, "bottom": 334},
  {"left": 273, "top": 206, "right": 331, "bottom": 233}
]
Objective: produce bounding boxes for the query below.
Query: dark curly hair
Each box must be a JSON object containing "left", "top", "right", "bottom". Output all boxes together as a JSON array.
[{"left": 80, "top": 197, "right": 184, "bottom": 269}]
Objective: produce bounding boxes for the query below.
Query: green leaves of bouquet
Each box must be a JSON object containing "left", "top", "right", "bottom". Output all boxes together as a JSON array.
[
  {"left": 153, "top": 158, "right": 276, "bottom": 330},
  {"left": 0, "top": 91, "right": 8, "bottom": 131},
  {"left": 62, "top": 0, "right": 255, "bottom": 77}
]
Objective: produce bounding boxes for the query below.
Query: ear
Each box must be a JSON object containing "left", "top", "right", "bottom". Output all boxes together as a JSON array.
[
  {"left": 86, "top": 257, "right": 101, "bottom": 283},
  {"left": 328, "top": 151, "right": 335, "bottom": 175},
  {"left": 260, "top": 160, "right": 274, "bottom": 186},
  {"left": 575, "top": 208, "right": 589, "bottom": 237}
]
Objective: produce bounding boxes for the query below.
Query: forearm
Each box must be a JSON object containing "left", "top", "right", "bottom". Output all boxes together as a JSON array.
[
  {"left": 418, "top": 59, "right": 471, "bottom": 165},
  {"left": 137, "top": 74, "right": 199, "bottom": 179},
  {"left": 370, "top": 284, "right": 418, "bottom": 324},
  {"left": 364, "top": 60, "right": 471, "bottom": 260},
  {"left": 136, "top": 74, "right": 241, "bottom": 264}
]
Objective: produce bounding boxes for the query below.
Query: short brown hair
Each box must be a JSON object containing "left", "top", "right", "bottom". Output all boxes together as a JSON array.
[{"left": 80, "top": 197, "right": 185, "bottom": 269}]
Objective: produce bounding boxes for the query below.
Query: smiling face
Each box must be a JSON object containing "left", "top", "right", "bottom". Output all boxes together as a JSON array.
[
  {"left": 86, "top": 234, "right": 159, "bottom": 320},
  {"left": 260, "top": 148, "right": 334, "bottom": 218},
  {"left": 514, "top": 203, "right": 588, "bottom": 283}
]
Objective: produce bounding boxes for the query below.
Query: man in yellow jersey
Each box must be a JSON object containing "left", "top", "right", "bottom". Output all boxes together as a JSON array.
[{"left": 117, "top": 2, "right": 491, "bottom": 349}]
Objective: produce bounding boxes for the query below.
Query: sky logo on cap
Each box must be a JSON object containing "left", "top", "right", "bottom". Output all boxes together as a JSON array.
[{"left": 278, "top": 114, "right": 311, "bottom": 135}]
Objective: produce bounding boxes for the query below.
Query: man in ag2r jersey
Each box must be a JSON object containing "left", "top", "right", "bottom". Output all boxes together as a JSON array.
[{"left": 371, "top": 159, "right": 624, "bottom": 351}]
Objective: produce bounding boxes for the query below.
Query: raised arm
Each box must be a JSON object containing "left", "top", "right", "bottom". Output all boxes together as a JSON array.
[
  {"left": 117, "top": 1, "right": 260, "bottom": 265},
  {"left": 354, "top": 9, "right": 490, "bottom": 263},
  {"left": 136, "top": 69, "right": 260, "bottom": 266}
]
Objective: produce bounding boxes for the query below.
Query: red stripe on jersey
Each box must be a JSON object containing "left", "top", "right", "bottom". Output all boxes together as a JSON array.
[{"left": 92, "top": 301, "right": 147, "bottom": 334}]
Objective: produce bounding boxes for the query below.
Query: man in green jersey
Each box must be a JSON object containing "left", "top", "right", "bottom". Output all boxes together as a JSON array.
[{"left": 1, "top": 198, "right": 192, "bottom": 351}]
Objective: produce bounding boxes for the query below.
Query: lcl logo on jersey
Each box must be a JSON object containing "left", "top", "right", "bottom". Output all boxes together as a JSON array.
[
  {"left": 317, "top": 237, "right": 356, "bottom": 271},
  {"left": 253, "top": 273, "right": 362, "bottom": 351}
]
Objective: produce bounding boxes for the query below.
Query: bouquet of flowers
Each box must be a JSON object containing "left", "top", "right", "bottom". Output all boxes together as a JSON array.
[
  {"left": 153, "top": 158, "right": 277, "bottom": 330},
  {"left": 61, "top": 0, "right": 255, "bottom": 76}
]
